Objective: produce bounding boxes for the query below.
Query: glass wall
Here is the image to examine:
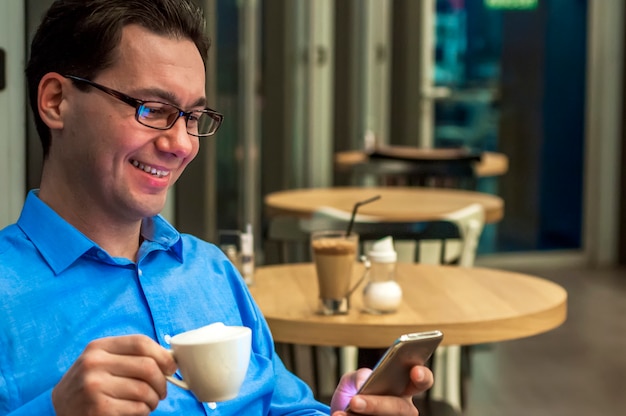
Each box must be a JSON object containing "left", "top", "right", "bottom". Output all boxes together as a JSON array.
[
  {"left": 209, "top": 0, "right": 590, "bottom": 259},
  {"left": 430, "top": 0, "right": 588, "bottom": 253}
]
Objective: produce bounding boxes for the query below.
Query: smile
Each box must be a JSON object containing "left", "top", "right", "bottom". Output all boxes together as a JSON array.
[{"left": 130, "top": 159, "right": 171, "bottom": 178}]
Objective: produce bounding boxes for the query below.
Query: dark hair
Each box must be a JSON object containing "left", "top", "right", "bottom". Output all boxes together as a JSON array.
[{"left": 25, "top": 0, "right": 210, "bottom": 156}]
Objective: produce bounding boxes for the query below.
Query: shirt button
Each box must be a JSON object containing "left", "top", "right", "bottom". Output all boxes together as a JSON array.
[
  {"left": 97, "top": 251, "right": 107, "bottom": 260},
  {"left": 164, "top": 334, "right": 172, "bottom": 344},
  {"left": 138, "top": 268, "right": 143, "bottom": 277}
]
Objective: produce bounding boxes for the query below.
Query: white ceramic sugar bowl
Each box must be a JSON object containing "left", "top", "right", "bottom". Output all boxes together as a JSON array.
[{"left": 362, "top": 236, "right": 402, "bottom": 314}]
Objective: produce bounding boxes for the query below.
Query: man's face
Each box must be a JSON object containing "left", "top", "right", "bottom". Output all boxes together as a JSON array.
[{"left": 50, "top": 24, "right": 205, "bottom": 223}]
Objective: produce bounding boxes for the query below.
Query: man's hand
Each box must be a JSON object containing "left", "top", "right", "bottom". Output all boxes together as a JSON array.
[
  {"left": 52, "top": 335, "right": 177, "bottom": 416},
  {"left": 330, "top": 366, "right": 433, "bottom": 416}
]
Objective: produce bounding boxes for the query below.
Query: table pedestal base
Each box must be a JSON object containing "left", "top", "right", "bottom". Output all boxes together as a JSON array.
[{"left": 318, "top": 298, "right": 349, "bottom": 315}]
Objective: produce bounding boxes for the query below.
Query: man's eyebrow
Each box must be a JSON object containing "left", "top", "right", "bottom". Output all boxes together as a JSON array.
[{"left": 136, "top": 87, "right": 207, "bottom": 108}]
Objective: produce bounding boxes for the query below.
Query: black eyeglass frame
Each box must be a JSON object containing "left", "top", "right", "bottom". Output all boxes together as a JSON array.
[{"left": 64, "top": 75, "right": 223, "bottom": 137}]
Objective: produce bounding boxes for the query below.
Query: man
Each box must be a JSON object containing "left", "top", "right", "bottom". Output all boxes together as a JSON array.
[{"left": 0, "top": 1, "right": 433, "bottom": 415}]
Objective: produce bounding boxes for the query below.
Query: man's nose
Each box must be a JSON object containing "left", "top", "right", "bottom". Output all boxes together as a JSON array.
[{"left": 159, "top": 116, "right": 195, "bottom": 158}]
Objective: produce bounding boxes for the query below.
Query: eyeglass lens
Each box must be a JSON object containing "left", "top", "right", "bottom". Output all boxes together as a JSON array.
[{"left": 136, "top": 103, "right": 219, "bottom": 136}]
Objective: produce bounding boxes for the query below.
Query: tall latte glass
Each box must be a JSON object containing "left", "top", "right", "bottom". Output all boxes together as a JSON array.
[{"left": 310, "top": 230, "right": 359, "bottom": 315}]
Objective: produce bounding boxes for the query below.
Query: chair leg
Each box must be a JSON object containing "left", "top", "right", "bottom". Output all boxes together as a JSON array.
[
  {"left": 339, "top": 345, "right": 358, "bottom": 374},
  {"left": 445, "top": 346, "right": 462, "bottom": 411},
  {"left": 312, "top": 346, "right": 321, "bottom": 397},
  {"left": 429, "top": 346, "right": 462, "bottom": 412},
  {"left": 313, "top": 346, "right": 353, "bottom": 403},
  {"left": 460, "top": 345, "right": 472, "bottom": 408},
  {"left": 430, "top": 348, "right": 445, "bottom": 401}
]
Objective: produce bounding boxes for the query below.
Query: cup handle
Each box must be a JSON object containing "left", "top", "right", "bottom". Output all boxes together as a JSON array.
[
  {"left": 165, "top": 350, "right": 190, "bottom": 391},
  {"left": 165, "top": 375, "right": 190, "bottom": 391},
  {"left": 346, "top": 256, "right": 371, "bottom": 298}
]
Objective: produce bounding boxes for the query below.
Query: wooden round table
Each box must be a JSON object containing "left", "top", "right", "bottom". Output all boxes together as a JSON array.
[
  {"left": 249, "top": 263, "right": 567, "bottom": 348},
  {"left": 264, "top": 186, "right": 504, "bottom": 224}
]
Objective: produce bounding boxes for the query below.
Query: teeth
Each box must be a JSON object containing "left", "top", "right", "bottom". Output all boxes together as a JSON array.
[{"left": 131, "top": 160, "right": 170, "bottom": 178}]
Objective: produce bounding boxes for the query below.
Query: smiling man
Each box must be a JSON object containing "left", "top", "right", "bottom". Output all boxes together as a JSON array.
[
  {"left": 0, "top": 1, "right": 433, "bottom": 415},
  {"left": 36, "top": 23, "right": 205, "bottom": 260}
]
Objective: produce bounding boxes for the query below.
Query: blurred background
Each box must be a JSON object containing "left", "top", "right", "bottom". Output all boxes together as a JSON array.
[
  {"left": 2, "top": 1, "right": 626, "bottom": 414},
  {"left": 1, "top": 0, "right": 624, "bottom": 268}
]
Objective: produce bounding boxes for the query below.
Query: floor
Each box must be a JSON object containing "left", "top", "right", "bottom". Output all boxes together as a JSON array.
[{"left": 458, "top": 265, "right": 626, "bottom": 416}]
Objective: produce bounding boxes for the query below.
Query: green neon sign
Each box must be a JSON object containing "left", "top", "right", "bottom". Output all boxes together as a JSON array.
[{"left": 485, "top": 0, "right": 538, "bottom": 10}]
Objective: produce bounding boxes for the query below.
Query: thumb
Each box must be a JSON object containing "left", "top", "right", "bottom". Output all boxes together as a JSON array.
[{"left": 330, "top": 368, "right": 372, "bottom": 413}]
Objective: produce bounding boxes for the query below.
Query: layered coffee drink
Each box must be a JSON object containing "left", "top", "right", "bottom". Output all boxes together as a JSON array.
[{"left": 311, "top": 232, "right": 358, "bottom": 304}]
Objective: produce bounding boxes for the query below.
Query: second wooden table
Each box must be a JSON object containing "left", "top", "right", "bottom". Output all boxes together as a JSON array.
[{"left": 265, "top": 186, "right": 504, "bottom": 224}]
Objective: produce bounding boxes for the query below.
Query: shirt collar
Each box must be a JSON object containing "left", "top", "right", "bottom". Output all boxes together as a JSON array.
[
  {"left": 17, "top": 190, "right": 183, "bottom": 274},
  {"left": 139, "top": 215, "right": 183, "bottom": 263}
]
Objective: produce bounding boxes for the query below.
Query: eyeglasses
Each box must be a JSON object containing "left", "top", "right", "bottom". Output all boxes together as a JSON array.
[{"left": 64, "top": 75, "right": 223, "bottom": 137}]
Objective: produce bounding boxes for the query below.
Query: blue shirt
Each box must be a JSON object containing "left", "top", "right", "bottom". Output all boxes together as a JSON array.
[{"left": 0, "top": 190, "right": 330, "bottom": 415}]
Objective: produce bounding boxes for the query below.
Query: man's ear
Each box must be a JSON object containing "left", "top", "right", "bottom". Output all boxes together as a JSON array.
[{"left": 38, "top": 73, "right": 67, "bottom": 130}]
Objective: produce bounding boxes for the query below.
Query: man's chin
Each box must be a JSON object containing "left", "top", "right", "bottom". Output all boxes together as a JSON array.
[{"left": 137, "top": 198, "right": 168, "bottom": 219}]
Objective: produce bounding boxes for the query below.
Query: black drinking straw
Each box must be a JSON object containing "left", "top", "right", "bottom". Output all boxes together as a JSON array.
[{"left": 345, "top": 195, "right": 381, "bottom": 236}]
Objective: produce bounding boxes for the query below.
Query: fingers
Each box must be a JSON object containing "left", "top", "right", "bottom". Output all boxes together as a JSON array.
[
  {"left": 52, "top": 335, "right": 175, "bottom": 416},
  {"left": 353, "top": 368, "right": 373, "bottom": 389},
  {"left": 83, "top": 350, "right": 167, "bottom": 403},
  {"left": 86, "top": 335, "right": 175, "bottom": 400},
  {"left": 330, "top": 366, "right": 433, "bottom": 416},
  {"left": 341, "top": 394, "right": 419, "bottom": 416},
  {"left": 407, "top": 365, "right": 434, "bottom": 395},
  {"left": 330, "top": 368, "right": 372, "bottom": 412},
  {"left": 93, "top": 335, "right": 177, "bottom": 375}
]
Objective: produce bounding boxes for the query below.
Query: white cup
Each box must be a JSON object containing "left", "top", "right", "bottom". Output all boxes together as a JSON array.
[{"left": 166, "top": 322, "right": 252, "bottom": 402}]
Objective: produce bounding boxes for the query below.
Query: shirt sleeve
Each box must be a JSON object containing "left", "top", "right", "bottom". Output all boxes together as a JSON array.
[
  {"left": 268, "top": 354, "right": 330, "bottom": 416},
  {"left": 219, "top": 257, "right": 330, "bottom": 415}
]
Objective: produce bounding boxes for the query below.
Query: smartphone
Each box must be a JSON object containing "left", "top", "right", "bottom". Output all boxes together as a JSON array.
[{"left": 354, "top": 330, "right": 443, "bottom": 398}]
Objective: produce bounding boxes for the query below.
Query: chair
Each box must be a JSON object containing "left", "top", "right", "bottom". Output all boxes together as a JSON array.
[
  {"left": 419, "top": 203, "right": 485, "bottom": 412},
  {"left": 264, "top": 215, "right": 311, "bottom": 264},
  {"left": 346, "top": 203, "right": 485, "bottom": 412},
  {"left": 350, "top": 146, "right": 482, "bottom": 190},
  {"left": 264, "top": 203, "right": 485, "bottom": 409}
]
